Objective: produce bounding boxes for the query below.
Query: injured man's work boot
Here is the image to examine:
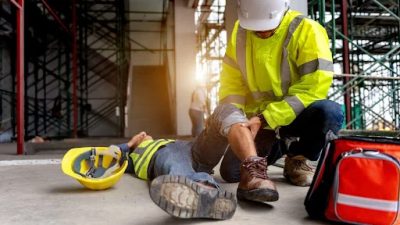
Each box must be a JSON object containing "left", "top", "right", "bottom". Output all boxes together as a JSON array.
[
  {"left": 237, "top": 157, "right": 279, "bottom": 202},
  {"left": 283, "top": 155, "right": 315, "bottom": 186},
  {"left": 149, "top": 175, "right": 237, "bottom": 220}
]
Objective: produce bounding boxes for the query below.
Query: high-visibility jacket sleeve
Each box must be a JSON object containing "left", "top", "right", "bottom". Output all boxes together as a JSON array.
[
  {"left": 263, "top": 19, "right": 334, "bottom": 129},
  {"left": 118, "top": 143, "right": 134, "bottom": 174},
  {"left": 219, "top": 23, "right": 247, "bottom": 112}
]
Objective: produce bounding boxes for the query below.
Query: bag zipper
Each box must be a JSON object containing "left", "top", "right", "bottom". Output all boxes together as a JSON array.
[{"left": 338, "top": 136, "right": 400, "bottom": 145}]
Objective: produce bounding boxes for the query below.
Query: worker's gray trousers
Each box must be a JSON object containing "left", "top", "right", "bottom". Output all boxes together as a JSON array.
[{"left": 191, "top": 100, "right": 344, "bottom": 183}]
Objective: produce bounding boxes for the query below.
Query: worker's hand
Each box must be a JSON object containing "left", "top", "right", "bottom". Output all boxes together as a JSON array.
[
  {"left": 241, "top": 116, "right": 261, "bottom": 140},
  {"left": 128, "top": 131, "right": 147, "bottom": 148}
]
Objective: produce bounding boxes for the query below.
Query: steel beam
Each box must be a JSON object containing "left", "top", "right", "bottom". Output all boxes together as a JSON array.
[
  {"left": 9, "top": 0, "right": 22, "bottom": 9},
  {"left": 341, "top": 0, "right": 352, "bottom": 129},
  {"left": 16, "top": 0, "right": 24, "bottom": 154},
  {"left": 370, "top": 0, "right": 400, "bottom": 21},
  {"left": 40, "top": 0, "right": 73, "bottom": 37},
  {"left": 73, "top": 0, "right": 78, "bottom": 138}
]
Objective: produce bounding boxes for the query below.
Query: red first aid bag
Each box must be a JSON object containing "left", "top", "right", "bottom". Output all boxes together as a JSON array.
[{"left": 305, "top": 136, "right": 400, "bottom": 225}]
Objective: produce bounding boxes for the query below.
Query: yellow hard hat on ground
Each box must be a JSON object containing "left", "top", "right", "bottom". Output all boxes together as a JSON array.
[{"left": 61, "top": 145, "right": 128, "bottom": 190}]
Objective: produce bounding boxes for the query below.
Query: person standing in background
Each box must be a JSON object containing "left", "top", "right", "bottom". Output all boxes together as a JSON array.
[{"left": 189, "top": 84, "right": 208, "bottom": 137}]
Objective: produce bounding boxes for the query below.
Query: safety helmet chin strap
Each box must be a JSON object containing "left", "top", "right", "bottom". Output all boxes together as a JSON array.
[
  {"left": 85, "top": 148, "right": 97, "bottom": 178},
  {"left": 84, "top": 145, "right": 125, "bottom": 179}
]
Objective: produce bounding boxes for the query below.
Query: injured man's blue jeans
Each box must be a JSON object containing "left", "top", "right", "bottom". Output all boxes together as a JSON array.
[
  {"left": 149, "top": 140, "right": 220, "bottom": 188},
  {"left": 191, "top": 99, "right": 344, "bottom": 183}
]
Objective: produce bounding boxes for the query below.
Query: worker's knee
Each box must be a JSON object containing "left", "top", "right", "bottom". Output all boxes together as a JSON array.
[
  {"left": 311, "top": 100, "right": 343, "bottom": 120},
  {"left": 220, "top": 166, "right": 241, "bottom": 183},
  {"left": 308, "top": 100, "right": 344, "bottom": 134},
  {"left": 210, "top": 104, "right": 248, "bottom": 137}
]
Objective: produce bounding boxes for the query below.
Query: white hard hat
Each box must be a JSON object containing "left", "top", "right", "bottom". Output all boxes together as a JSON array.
[{"left": 237, "top": 0, "right": 290, "bottom": 31}]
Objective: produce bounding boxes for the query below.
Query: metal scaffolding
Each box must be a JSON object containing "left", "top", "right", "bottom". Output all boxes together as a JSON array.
[
  {"left": 1, "top": 0, "right": 175, "bottom": 153},
  {"left": 309, "top": 0, "right": 400, "bottom": 130},
  {"left": 195, "top": 0, "right": 226, "bottom": 112},
  {"left": 1, "top": 0, "right": 24, "bottom": 153},
  {"left": 1, "top": 0, "right": 131, "bottom": 153}
]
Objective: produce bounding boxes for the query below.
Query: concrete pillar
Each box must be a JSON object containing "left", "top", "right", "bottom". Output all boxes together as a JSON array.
[
  {"left": 225, "top": 0, "right": 238, "bottom": 42},
  {"left": 174, "top": 0, "right": 197, "bottom": 135}
]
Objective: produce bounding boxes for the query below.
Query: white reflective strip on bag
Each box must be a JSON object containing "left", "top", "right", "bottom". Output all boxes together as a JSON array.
[{"left": 337, "top": 193, "right": 398, "bottom": 212}]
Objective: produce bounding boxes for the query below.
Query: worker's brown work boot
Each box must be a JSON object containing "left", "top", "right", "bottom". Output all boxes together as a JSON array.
[
  {"left": 284, "top": 155, "right": 315, "bottom": 186},
  {"left": 237, "top": 157, "right": 279, "bottom": 202}
]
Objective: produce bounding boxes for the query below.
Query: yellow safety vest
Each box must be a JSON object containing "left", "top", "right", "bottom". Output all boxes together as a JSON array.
[
  {"left": 129, "top": 139, "right": 175, "bottom": 180},
  {"left": 220, "top": 10, "right": 333, "bottom": 129}
]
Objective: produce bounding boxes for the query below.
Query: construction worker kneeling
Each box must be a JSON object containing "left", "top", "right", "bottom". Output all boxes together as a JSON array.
[{"left": 191, "top": 0, "right": 344, "bottom": 204}]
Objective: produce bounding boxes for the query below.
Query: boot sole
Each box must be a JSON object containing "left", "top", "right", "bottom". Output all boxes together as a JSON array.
[
  {"left": 149, "top": 175, "right": 237, "bottom": 220},
  {"left": 237, "top": 188, "right": 279, "bottom": 202}
]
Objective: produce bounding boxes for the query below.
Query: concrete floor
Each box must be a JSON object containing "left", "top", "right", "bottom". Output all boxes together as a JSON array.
[{"left": 0, "top": 143, "right": 333, "bottom": 225}]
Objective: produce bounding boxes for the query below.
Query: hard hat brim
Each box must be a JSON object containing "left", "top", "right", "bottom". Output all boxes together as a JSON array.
[{"left": 238, "top": 13, "right": 283, "bottom": 31}]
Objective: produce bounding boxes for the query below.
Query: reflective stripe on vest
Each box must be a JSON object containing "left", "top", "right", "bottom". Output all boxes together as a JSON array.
[
  {"left": 285, "top": 95, "right": 304, "bottom": 116},
  {"left": 219, "top": 94, "right": 246, "bottom": 105},
  {"left": 236, "top": 26, "right": 248, "bottom": 86},
  {"left": 235, "top": 15, "right": 306, "bottom": 100},
  {"left": 223, "top": 54, "right": 239, "bottom": 70},
  {"left": 298, "top": 58, "right": 334, "bottom": 77},
  {"left": 280, "top": 15, "right": 305, "bottom": 96},
  {"left": 235, "top": 15, "right": 307, "bottom": 116},
  {"left": 251, "top": 91, "right": 283, "bottom": 101},
  {"left": 129, "top": 139, "right": 175, "bottom": 180}
]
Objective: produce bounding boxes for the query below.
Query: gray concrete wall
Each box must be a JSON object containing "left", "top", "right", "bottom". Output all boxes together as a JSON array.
[
  {"left": 129, "top": 0, "right": 164, "bottom": 66},
  {"left": 85, "top": 34, "right": 120, "bottom": 137},
  {"left": 130, "top": 22, "right": 163, "bottom": 66},
  {"left": 125, "top": 0, "right": 178, "bottom": 137},
  {"left": 127, "top": 66, "right": 173, "bottom": 136},
  {"left": 86, "top": 76, "right": 118, "bottom": 137},
  {"left": 127, "top": 0, "right": 194, "bottom": 136},
  {"left": 166, "top": 2, "right": 177, "bottom": 134}
]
